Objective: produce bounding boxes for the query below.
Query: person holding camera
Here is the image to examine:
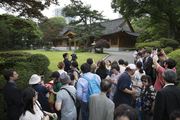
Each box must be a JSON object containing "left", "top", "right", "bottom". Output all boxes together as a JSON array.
[
  {"left": 152, "top": 49, "right": 177, "bottom": 91},
  {"left": 29, "top": 74, "right": 52, "bottom": 113},
  {"left": 63, "top": 53, "right": 71, "bottom": 72}
]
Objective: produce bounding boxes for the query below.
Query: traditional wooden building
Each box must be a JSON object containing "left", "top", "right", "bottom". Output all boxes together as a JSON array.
[{"left": 54, "top": 18, "right": 140, "bottom": 51}]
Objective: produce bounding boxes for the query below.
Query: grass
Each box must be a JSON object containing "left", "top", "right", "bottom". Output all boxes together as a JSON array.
[{"left": 21, "top": 50, "right": 108, "bottom": 71}]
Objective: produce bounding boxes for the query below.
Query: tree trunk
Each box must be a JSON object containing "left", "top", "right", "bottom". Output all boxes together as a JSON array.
[
  {"left": 168, "top": 14, "right": 175, "bottom": 39},
  {"left": 85, "top": 38, "right": 89, "bottom": 48}
]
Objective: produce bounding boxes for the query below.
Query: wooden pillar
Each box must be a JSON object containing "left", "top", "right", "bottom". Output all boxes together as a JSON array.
[
  {"left": 117, "top": 36, "right": 120, "bottom": 47},
  {"left": 109, "top": 37, "right": 111, "bottom": 45}
]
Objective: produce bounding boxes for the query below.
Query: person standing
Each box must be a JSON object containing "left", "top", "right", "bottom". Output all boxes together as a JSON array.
[
  {"left": 63, "top": 53, "right": 71, "bottom": 72},
  {"left": 113, "top": 64, "right": 136, "bottom": 108},
  {"left": 3, "top": 69, "right": 23, "bottom": 120},
  {"left": 29, "top": 74, "right": 52, "bottom": 113},
  {"left": 57, "top": 61, "right": 67, "bottom": 75},
  {"left": 118, "top": 59, "right": 126, "bottom": 74},
  {"left": 96, "top": 60, "right": 108, "bottom": 80},
  {"left": 55, "top": 73, "right": 77, "bottom": 120},
  {"left": 153, "top": 70, "right": 180, "bottom": 120},
  {"left": 89, "top": 80, "right": 114, "bottom": 120},
  {"left": 77, "top": 63, "right": 101, "bottom": 120}
]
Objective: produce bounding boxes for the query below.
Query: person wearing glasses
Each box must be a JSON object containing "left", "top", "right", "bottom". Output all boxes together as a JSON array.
[
  {"left": 19, "top": 87, "right": 57, "bottom": 120},
  {"left": 140, "top": 75, "right": 156, "bottom": 120}
]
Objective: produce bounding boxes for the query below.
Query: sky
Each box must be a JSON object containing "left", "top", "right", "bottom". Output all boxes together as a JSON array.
[{"left": 0, "top": 0, "right": 120, "bottom": 20}]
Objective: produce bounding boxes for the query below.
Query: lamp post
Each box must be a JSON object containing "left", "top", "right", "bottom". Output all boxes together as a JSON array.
[{"left": 91, "top": 40, "right": 96, "bottom": 53}]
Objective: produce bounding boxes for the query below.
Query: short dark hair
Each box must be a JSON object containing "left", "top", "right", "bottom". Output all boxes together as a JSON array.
[
  {"left": 114, "top": 104, "right": 138, "bottom": 120},
  {"left": 3, "top": 69, "right": 15, "bottom": 81},
  {"left": 165, "top": 59, "right": 177, "bottom": 69},
  {"left": 124, "top": 61, "right": 128, "bottom": 66},
  {"left": 100, "top": 79, "right": 112, "bottom": 92},
  {"left": 71, "top": 61, "right": 78, "bottom": 68},
  {"left": 118, "top": 59, "right": 124, "bottom": 65},
  {"left": 170, "top": 109, "right": 180, "bottom": 120},
  {"left": 81, "top": 63, "right": 91, "bottom": 73},
  {"left": 111, "top": 64, "right": 120, "bottom": 71},
  {"left": 111, "top": 61, "right": 118, "bottom": 66},
  {"left": 63, "top": 53, "right": 68, "bottom": 58},
  {"left": 87, "top": 58, "right": 93, "bottom": 65},
  {"left": 145, "top": 50, "right": 151, "bottom": 54},
  {"left": 141, "top": 75, "right": 151, "bottom": 83},
  {"left": 136, "top": 62, "right": 144, "bottom": 74},
  {"left": 67, "top": 72, "right": 74, "bottom": 81},
  {"left": 162, "top": 69, "right": 177, "bottom": 83},
  {"left": 99, "top": 60, "right": 106, "bottom": 68},
  {"left": 158, "top": 53, "right": 164, "bottom": 57},
  {"left": 137, "top": 52, "right": 142, "bottom": 57}
]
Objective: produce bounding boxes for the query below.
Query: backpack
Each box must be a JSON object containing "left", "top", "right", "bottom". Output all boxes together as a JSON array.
[{"left": 82, "top": 74, "right": 101, "bottom": 102}]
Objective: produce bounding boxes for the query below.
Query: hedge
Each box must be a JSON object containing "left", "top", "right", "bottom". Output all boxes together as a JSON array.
[
  {"left": 135, "top": 41, "right": 163, "bottom": 49},
  {"left": 0, "top": 52, "right": 52, "bottom": 120},
  {"left": 167, "top": 49, "right": 180, "bottom": 77},
  {"left": 163, "top": 47, "right": 173, "bottom": 54},
  {"left": 0, "top": 51, "right": 32, "bottom": 62},
  {"left": 158, "top": 38, "right": 179, "bottom": 49}
]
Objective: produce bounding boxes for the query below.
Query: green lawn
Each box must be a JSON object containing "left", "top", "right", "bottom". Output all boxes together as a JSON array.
[{"left": 21, "top": 50, "right": 108, "bottom": 71}]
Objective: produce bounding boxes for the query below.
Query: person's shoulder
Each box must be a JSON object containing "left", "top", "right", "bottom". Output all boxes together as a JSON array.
[{"left": 157, "top": 65, "right": 165, "bottom": 72}]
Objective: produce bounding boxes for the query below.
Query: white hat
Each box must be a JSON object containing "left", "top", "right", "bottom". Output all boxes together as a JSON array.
[
  {"left": 126, "top": 64, "right": 136, "bottom": 70},
  {"left": 29, "top": 74, "right": 40, "bottom": 85}
]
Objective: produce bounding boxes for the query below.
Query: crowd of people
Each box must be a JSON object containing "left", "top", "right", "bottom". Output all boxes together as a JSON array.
[{"left": 2, "top": 49, "right": 180, "bottom": 120}]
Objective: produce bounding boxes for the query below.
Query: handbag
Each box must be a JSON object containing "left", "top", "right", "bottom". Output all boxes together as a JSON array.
[
  {"left": 136, "top": 96, "right": 142, "bottom": 107},
  {"left": 49, "top": 92, "right": 54, "bottom": 104}
]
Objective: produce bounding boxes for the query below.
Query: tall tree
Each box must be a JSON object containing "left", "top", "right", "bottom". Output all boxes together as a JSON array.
[
  {"left": 62, "top": 0, "right": 106, "bottom": 47},
  {"left": 0, "top": 14, "right": 42, "bottom": 50},
  {"left": 111, "top": 0, "right": 180, "bottom": 39},
  {"left": 0, "top": 0, "right": 59, "bottom": 20}
]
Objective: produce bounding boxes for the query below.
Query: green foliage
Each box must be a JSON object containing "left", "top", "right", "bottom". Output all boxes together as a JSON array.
[
  {"left": 49, "top": 17, "right": 67, "bottom": 29},
  {"left": 167, "top": 49, "right": 180, "bottom": 77},
  {"left": 74, "top": 48, "right": 91, "bottom": 53},
  {"left": 163, "top": 47, "right": 173, "bottom": 54},
  {"left": 0, "top": 52, "right": 52, "bottom": 119},
  {"left": 62, "top": 0, "right": 106, "bottom": 47},
  {"left": 0, "top": 51, "right": 32, "bottom": 62},
  {"left": 0, "top": 14, "right": 43, "bottom": 51},
  {"left": 27, "top": 54, "right": 50, "bottom": 75},
  {"left": 14, "top": 45, "right": 22, "bottom": 50},
  {"left": 158, "top": 38, "right": 179, "bottom": 49},
  {"left": 124, "top": 48, "right": 136, "bottom": 51},
  {"left": 0, "top": 0, "right": 59, "bottom": 20},
  {"left": 135, "top": 41, "right": 162, "bottom": 49},
  {"left": 111, "top": 0, "right": 180, "bottom": 39},
  {"left": 136, "top": 31, "right": 152, "bottom": 43}
]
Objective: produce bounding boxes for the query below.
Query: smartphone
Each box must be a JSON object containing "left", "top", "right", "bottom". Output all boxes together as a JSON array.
[
  {"left": 50, "top": 86, "right": 53, "bottom": 90},
  {"left": 41, "top": 75, "right": 44, "bottom": 81}
]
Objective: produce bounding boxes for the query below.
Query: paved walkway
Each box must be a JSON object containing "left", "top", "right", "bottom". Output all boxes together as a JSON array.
[{"left": 103, "top": 51, "right": 135, "bottom": 64}]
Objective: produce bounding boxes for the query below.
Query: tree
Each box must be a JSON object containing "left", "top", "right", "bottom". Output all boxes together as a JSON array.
[
  {"left": 62, "top": 0, "right": 106, "bottom": 48},
  {"left": 95, "top": 39, "right": 110, "bottom": 53},
  {"left": 0, "top": 14, "right": 42, "bottom": 51},
  {"left": 42, "top": 27, "right": 63, "bottom": 46},
  {"left": 111, "top": 0, "right": 180, "bottom": 40},
  {"left": 0, "top": 0, "right": 59, "bottom": 20}
]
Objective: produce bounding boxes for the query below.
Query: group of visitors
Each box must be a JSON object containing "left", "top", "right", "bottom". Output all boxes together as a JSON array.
[{"left": 2, "top": 50, "right": 180, "bottom": 120}]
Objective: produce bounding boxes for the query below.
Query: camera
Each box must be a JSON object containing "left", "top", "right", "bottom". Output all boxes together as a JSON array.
[
  {"left": 71, "top": 53, "right": 77, "bottom": 61},
  {"left": 152, "top": 47, "right": 161, "bottom": 52}
]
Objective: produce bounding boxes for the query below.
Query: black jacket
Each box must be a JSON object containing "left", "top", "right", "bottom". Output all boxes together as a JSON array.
[
  {"left": 153, "top": 85, "right": 180, "bottom": 120},
  {"left": 3, "top": 82, "right": 23, "bottom": 120},
  {"left": 143, "top": 57, "right": 153, "bottom": 75}
]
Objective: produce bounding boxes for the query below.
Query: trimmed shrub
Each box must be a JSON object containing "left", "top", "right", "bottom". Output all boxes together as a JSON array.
[
  {"left": 158, "top": 38, "right": 179, "bottom": 49},
  {"left": 4, "top": 57, "right": 27, "bottom": 69},
  {"left": 74, "top": 48, "right": 91, "bottom": 53},
  {"left": 27, "top": 54, "right": 50, "bottom": 76},
  {"left": 0, "top": 51, "right": 31, "bottom": 62},
  {"left": 135, "top": 41, "right": 162, "bottom": 49},
  {"left": 167, "top": 49, "right": 180, "bottom": 77},
  {"left": 163, "top": 47, "right": 173, "bottom": 54},
  {"left": 14, "top": 45, "right": 22, "bottom": 50}
]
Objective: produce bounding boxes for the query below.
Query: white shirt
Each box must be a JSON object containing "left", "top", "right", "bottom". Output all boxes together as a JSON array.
[
  {"left": 163, "top": 84, "right": 174, "bottom": 88},
  {"left": 58, "top": 69, "right": 67, "bottom": 75}
]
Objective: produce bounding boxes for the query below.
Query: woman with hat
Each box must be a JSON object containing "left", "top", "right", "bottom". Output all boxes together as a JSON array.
[
  {"left": 19, "top": 87, "right": 57, "bottom": 120},
  {"left": 29, "top": 74, "right": 52, "bottom": 113}
]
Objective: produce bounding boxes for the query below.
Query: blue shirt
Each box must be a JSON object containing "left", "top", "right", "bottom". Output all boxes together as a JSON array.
[
  {"left": 113, "top": 72, "right": 133, "bottom": 107},
  {"left": 63, "top": 59, "right": 71, "bottom": 72},
  {"left": 77, "top": 72, "right": 101, "bottom": 102}
]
